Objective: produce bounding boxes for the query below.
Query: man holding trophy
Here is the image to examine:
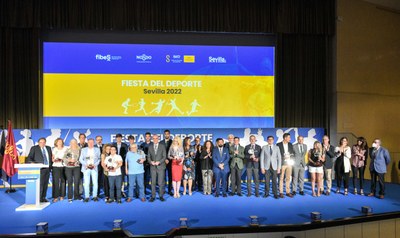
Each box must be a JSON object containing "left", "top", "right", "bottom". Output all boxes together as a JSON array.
[
  {"left": 105, "top": 146, "right": 124, "bottom": 203},
  {"left": 79, "top": 138, "right": 101, "bottom": 202},
  {"left": 276, "top": 133, "right": 295, "bottom": 198},
  {"left": 244, "top": 135, "right": 261, "bottom": 197}
]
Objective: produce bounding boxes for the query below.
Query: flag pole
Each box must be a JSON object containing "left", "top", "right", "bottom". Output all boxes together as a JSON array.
[{"left": 5, "top": 176, "right": 16, "bottom": 193}]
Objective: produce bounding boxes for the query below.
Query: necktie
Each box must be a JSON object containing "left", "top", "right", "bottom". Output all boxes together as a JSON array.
[
  {"left": 269, "top": 146, "right": 273, "bottom": 156},
  {"left": 42, "top": 147, "right": 48, "bottom": 165},
  {"left": 154, "top": 144, "right": 158, "bottom": 153},
  {"left": 299, "top": 144, "right": 302, "bottom": 153},
  {"left": 219, "top": 148, "right": 223, "bottom": 156}
]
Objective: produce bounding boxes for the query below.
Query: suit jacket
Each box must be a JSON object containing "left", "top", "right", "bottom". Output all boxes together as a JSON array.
[
  {"left": 212, "top": 146, "right": 230, "bottom": 173},
  {"left": 229, "top": 144, "right": 245, "bottom": 169},
  {"left": 323, "top": 144, "right": 336, "bottom": 169},
  {"left": 370, "top": 146, "right": 391, "bottom": 174},
  {"left": 276, "top": 142, "right": 294, "bottom": 166},
  {"left": 112, "top": 142, "right": 128, "bottom": 159},
  {"left": 260, "top": 144, "right": 282, "bottom": 171},
  {"left": 147, "top": 142, "right": 167, "bottom": 169},
  {"left": 244, "top": 144, "right": 262, "bottom": 169},
  {"left": 79, "top": 147, "right": 101, "bottom": 172},
  {"left": 26, "top": 145, "right": 53, "bottom": 168},
  {"left": 293, "top": 143, "right": 307, "bottom": 167},
  {"left": 160, "top": 139, "right": 172, "bottom": 155},
  {"left": 95, "top": 144, "right": 103, "bottom": 154}
]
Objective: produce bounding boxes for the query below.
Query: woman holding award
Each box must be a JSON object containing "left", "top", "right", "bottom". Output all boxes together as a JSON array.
[
  {"left": 308, "top": 141, "right": 325, "bottom": 197},
  {"left": 100, "top": 144, "right": 111, "bottom": 201},
  {"left": 335, "top": 137, "right": 352, "bottom": 195},
  {"left": 126, "top": 144, "right": 146, "bottom": 202},
  {"left": 168, "top": 137, "right": 184, "bottom": 198},
  {"left": 183, "top": 137, "right": 196, "bottom": 196},
  {"left": 63, "top": 139, "right": 81, "bottom": 202},
  {"left": 105, "top": 146, "right": 123, "bottom": 203},
  {"left": 200, "top": 140, "right": 213, "bottom": 195},
  {"left": 52, "top": 138, "right": 67, "bottom": 202}
]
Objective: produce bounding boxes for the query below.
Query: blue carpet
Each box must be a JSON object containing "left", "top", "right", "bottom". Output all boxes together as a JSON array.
[{"left": 1, "top": 180, "right": 400, "bottom": 235}]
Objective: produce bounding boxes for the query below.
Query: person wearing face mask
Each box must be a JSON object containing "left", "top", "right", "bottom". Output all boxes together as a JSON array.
[{"left": 368, "top": 139, "right": 391, "bottom": 199}]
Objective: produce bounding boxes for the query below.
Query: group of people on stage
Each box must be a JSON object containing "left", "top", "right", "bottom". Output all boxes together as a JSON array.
[{"left": 25, "top": 130, "right": 391, "bottom": 204}]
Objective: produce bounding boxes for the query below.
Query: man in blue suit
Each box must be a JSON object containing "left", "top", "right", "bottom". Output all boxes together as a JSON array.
[
  {"left": 368, "top": 138, "right": 391, "bottom": 199},
  {"left": 79, "top": 138, "right": 101, "bottom": 202},
  {"left": 213, "top": 138, "right": 230, "bottom": 197}
]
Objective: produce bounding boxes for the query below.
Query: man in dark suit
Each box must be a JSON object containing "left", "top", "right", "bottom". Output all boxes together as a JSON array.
[
  {"left": 95, "top": 135, "right": 103, "bottom": 196},
  {"left": 213, "top": 138, "right": 230, "bottom": 197},
  {"left": 112, "top": 133, "right": 128, "bottom": 197},
  {"left": 147, "top": 134, "right": 167, "bottom": 202},
  {"left": 260, "top": 136, "right": 282, "bottom": 199},
  {"left": 229, "top": 137, "right": 245, "bottom": 196},
  {"left": 26, "top": 137, "right": 53, "bottom": 203},
  {"left": 160, "top": 130, "right": 173, "bottom": 196},
  {"left": 292, "top": 136, "right": 307, "bottom": 196},
  {"left": 244, "top": 135, "right": 261, "bottom": 197},
  {"left": 322, "top": 135, "right": 335, "bottom": 195},
  {"left": 276, "top": 133, "right": 295, "bottom": 198}
]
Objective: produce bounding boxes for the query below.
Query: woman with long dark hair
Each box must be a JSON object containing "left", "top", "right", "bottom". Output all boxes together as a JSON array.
[
  {"left": 335, "top": 137, "right": 351, "bottom": 195},
  {"left": 351, "top": 137, "right": 368, "bottom": 195},
  {"left": 200, "top": 140, "right": 214, "bottom": 195}
]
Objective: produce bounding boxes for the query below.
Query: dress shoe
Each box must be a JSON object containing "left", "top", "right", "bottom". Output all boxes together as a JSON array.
[
  {"left": 84, "top": 198, "right": 89, "bottom": 203},
  {"left": 160, "top": 197, "right": 165, "bottom": 202},
  {"left": 149, "top": 197, "right": 155, "bottom": 202},
  {"left": 379, "top": 195, "right": 384, "bottom": 199},
  {"left": 291, "top": 191, "right": 297, "bottom": 196},
  {"left": 68, "top": 199, "right": 73, "bottom": 203},
  {"left": 106, "top": 199, "right": 114, "bottom": 204},
  {"left": 255, "top": 194, "right": 260, "bottom": 198},
  {"left": 263, "top": 194, "right": 269, "bottom": 198},
  {"left": 247, "top": 194, "right": 251, "bottom": 197},
  {"left": 237, "top": 193, "right": 243, "bottom": 197},
  {"left": 299, "top": 191, "right": 305, "bottom": 196},
  {"left": 93, "top": 197, "right": 99, "bottom": 202},
  {"left": 367, "top": 193, "right": 375, "bottom": 197},
  {"left": 169, "top": 192, "right": 174, "bottom": 196},
  {"left": 41, "top": 198, "right": 49, "bottom": 203},
  {"left": 274, "top": 195, "right": 279, "bottom": 199},
  {"left": 117, "top": 199, "right": 122, "bottom": 204},
  {"left": 223, "top": 194, "right": 227, "bottom": 198},
  {"left": 279, "top": 193, "right": 284, "bottom": 198},
  {"left": 126, "top": 198, "right": 132, "bottom": 203},
  {"left": 215, "top": 194, "right": 219, "bottom": 198},
  {"left": 229, "top": 192, "right": 235, "bottom": 196},
  {"left": 286, "top": 193, "right": 293, "bottom": 198},
  {"left": 141, "top": 198, "right": 146, "bottom": 202}
]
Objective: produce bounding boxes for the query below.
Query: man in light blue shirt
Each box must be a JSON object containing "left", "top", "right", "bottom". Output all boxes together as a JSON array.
[
  {"left": 368, "top": 138, "right": 391, "bottom": 199},
  {"left": 126, "top": 143, "right": 146, "bottom": 202},
  {"left": 79, "top": 138, "right": 101, "bottom": 202}
]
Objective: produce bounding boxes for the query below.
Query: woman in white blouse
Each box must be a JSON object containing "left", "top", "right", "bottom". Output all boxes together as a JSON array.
[
  {"left": 335, "top": 137, "right": 351, "bottom": 195},
  {"left": 52, "top": 138, "right": 67, "bottom": 202}
]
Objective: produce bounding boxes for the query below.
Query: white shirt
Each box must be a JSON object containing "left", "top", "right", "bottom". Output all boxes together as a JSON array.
[
  {"left": 52, "top": 147, "right": 67, "bottom": 167},
  {"left": 283, "top": 142, "right": 289, "bottom": 154},
  {"left": 87, "top": 148, "right": 95, "bottom": 165},
  {"left": 105, "top": 154, "right": 123, "bottom": 176}
]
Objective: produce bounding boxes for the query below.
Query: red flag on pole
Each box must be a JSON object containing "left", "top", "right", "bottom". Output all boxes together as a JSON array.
[{"left": 2, "top": 121, "right": 19, "bottom": 177}]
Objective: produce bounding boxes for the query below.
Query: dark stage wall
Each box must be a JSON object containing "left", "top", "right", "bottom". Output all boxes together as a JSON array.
[{"left": 0, "top": 0, "right": 335, "bottom": 130}]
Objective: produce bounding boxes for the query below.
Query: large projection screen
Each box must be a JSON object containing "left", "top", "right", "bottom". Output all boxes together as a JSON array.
[{"left": 42, "top": 31, "right": 275, "bottom": 129}]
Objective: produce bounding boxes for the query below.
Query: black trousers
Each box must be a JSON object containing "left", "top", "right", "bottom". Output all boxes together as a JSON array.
[
  {"left": 40, "top": 168, "right": 50, "bottom": 201},
  {"left": 370, "top": 169, "right": 385, "bottom": 195},
  {"left": 265, "top": 168, "right": 278, "bottom": 196},
  {"left": 103, "top": 173, "right": 110, "bottom": 198},
  {"left": 65, "top": 167, "right": 80, "bottom": 200},
  {"left": 351, "top": 165, "right": 365, "bottom": 189},
  {"left": 52, "top": 167, "right": 66, "bottom": 198},
  {"left": 335, "top": 156, "right": 349, "bottom": 189},
  {"left": 246, "top": 167, "right": 259, "bottom": 195},
  {"left": 195, "top": 159, "right": 203, "bottom": 191},
  {"left": 230, "top": 166, "right": 242, "bottom": 194}
]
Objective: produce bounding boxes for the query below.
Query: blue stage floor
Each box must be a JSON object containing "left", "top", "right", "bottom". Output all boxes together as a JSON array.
[{"left": 1, "top": 180, "right": 400, "bottom": 235}]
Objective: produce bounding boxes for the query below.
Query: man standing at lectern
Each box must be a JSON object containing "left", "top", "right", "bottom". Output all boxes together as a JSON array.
[{"left": 26, "top": 137, "right": 53, "bottom": 203}]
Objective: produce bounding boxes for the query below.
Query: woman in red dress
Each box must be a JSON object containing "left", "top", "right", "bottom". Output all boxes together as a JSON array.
[{"left": 168, "top": 137, "right": 184, "bottom": 198}]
